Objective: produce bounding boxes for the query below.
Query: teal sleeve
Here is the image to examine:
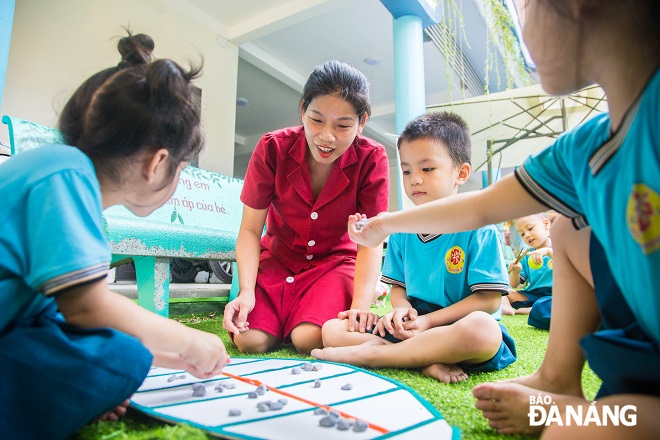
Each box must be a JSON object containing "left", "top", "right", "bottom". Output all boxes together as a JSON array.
[
  {"left": 381, "top": 234, "right": 405, "bottom": 288},
  {"left": 467, "top": 227, "right": 509, "bottom": 293},
  {"left": 25, "top": 170, "right": 110, "bottom": 294}
]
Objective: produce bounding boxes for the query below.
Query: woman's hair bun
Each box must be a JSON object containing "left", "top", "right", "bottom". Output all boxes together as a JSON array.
[{"left": 117, "top": 33, "right": 155, "bottom": 68}]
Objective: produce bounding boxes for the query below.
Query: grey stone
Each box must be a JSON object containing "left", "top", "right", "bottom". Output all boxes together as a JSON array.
[
  {"left": 353, "top": 420, "right": 368, "bottom": 432},
  {"left": 228, "top": 409, "right": 241, "bottom": 417},
  {"left": 341, "top": 383, "right": 353, "bottom": 391},
  {"left": 291, "top": 367, "right": 302, "bottom": 375},
  {"left": 191, "top": 384, "right": 206, "bottom": 397},
  {"left": 313, "top": 379, "right": 321, "bottom": 388},
  {"left": 319, "top": 416, "right": 336, "bottom": 428}
]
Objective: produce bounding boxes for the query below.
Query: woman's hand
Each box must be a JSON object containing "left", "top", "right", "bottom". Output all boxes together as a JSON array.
[
  {"left": 348, "top": 212, "right": 389, "bottom": 248},
  {"left": 222, "top": 292, "right": 255, "bottom": 334},
  {"left": 337, "top": 309, "right": 380, "bottom": 333}
]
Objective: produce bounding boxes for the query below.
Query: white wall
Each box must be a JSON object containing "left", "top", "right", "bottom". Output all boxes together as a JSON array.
[{"left": 0, "top": 0, "right": 239, "bottom": 175}]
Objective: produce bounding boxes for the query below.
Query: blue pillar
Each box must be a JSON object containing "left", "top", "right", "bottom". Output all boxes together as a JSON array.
[
  {"left": 381, "top": 0, "right": 439, "bottom": 210},
  {"left": 393, "top": 16, "right": 426, "bottom": 134},
  {"left": 393, "top": 15, "right": 426, "bottom": 209},
  {"left": 0, "top": 0, "right": 16, "bottom": 110}
]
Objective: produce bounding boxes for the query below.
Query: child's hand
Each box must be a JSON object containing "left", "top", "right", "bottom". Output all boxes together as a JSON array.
[
  {"left": 222, "top": 292, "right": 255, "bottom": 334},
  {"left": 530, "top": 249, "right": 547, "bottom": 265},
  {"left": 348, "top": 212, "right": 388, "bottom": 248},
  {"left": 398, "top": 314, "right": 430, "bottom": 339},
  {"left": 508, "top": 261, "right": 522, "bottom": 274},
  {"left": 374, "top": 307, "right": 417, "bottom": 338},
  {"left": 181, "top": 331, "right": 229, "bottom": 379}
]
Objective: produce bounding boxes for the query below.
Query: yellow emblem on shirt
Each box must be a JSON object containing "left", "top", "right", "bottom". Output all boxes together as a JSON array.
[
  {"left": 445, "top": 246, "right": 465, "bottom": 274},
  {"left": 626, "top": 184, "right": 660, "bottom": 255}
]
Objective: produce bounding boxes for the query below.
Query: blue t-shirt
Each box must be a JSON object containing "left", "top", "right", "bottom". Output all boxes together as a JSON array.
[
  {"left": 381, "top": 226, "right": 509, "bottom": 308},
  {"left": 516, "top": 68, "right": 660, "bottom": 344},
  {"left": 0, "top": 145, "right": 110, "bottom": 332},
  {"left": 519, "top": 252, "right": 553, "bottom": 292}
]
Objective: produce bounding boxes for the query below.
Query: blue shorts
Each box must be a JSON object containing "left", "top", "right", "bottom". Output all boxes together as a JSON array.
[
  {"left": 0, "top": 301, "right": 153, "bottom": 439},
  {"left": 527, "top": 296, "right": 552, "bottom": 330},
  {"left": 371, "top": 297, "right": 517, "bottom": 372},
  {"left": 580, "top": 233, "right": 660, "bottom": 398},
  {"left": 511, "top": 286, "right": 552, "bottom": 309}
]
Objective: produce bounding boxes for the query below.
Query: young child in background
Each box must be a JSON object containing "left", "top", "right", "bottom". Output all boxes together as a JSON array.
[
  {"left": 502, "top": 213, "right": 553, "bottom": 321},
  {"left": 0, "top": 32, "right": 228, "bottom": 439},
  {"left": 313, "top": 112, "right": 516, "bottom": 384},
  {"left": 343, "top": 1, "right": 660, "bottom": 437}
]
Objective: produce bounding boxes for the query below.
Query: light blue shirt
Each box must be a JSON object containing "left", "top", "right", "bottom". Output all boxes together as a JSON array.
[
  {"left": 519, "top": 252, "right": 553, "bottom": 291},
  {"left": 516, "top": 68, "right": 660, "bottom": 344},
  {"left": 382, "top": 226, "right": 509, "bottom": 308},
  {"left": 0, "top": 145, "right": 110, "bottom": 332}
]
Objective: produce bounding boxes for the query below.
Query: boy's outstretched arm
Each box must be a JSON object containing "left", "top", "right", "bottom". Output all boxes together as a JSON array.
[{"left": 350, "top": 174, "right": 548, "bottom": 247}]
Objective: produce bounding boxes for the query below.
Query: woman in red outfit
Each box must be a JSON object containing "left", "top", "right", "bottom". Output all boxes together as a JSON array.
[{"left": 223, "top": 60, "right": 390, "bottom": 354}]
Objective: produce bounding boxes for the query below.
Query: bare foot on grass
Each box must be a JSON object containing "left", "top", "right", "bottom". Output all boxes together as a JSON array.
[
  {"left": 421, "top": 363, "right": 468, "bottom": 384},
  {"left": 473, "top": 382, "right": 585, "bottom": 435},
  {"left": 503, "top": 370, "right": 585, "bottom": 398}
]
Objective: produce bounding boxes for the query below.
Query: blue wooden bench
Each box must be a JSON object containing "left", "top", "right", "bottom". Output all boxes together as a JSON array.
[{"left": 2, "top": 115, "right": 242, "bottom": 317}]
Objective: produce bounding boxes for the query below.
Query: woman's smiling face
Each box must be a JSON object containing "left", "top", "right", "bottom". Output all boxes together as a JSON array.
[{"left": 301, "top": 94, "right": 366, "bottom": 165}]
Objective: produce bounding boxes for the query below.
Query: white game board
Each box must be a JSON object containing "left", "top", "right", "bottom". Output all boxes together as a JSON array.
[{"left": 131, "top": 357, "right": 460, "bottom": 439}]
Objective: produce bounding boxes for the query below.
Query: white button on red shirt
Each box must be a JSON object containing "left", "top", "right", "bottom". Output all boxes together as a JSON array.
[
  {"left": 308, "top": 240, "right": 316, "bottom": 247},
  {"left": 310, "top": 212, "right": 318, "bottom": 220},
  {"left": 286, "top": 276, "right": 294, "bottom": 283}
]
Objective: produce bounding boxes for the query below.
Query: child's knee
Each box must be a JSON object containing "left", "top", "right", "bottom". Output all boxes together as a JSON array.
[{"left": 455, "top": 312, "right": 502, "bottom": 353}]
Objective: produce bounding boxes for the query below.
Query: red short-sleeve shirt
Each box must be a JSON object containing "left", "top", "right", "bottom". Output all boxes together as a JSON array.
[{"left": 241, "top": 126, "right": 390, "bottom": 273}]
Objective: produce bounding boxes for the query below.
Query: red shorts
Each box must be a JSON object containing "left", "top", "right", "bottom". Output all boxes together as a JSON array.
[{"left": 247, "top": 250, "right": 354, "bottom": 341}]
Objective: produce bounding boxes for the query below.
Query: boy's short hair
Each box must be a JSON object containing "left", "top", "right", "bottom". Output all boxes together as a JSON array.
[{"left": 397, "top": 112, "right": 471, "bottom": 166}]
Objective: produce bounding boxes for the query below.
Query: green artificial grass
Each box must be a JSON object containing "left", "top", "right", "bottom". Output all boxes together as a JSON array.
[{"left": 73, "top": 312, "right": 601, "bottom": 440}]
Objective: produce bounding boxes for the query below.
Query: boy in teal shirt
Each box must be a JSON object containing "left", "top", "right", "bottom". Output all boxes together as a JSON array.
[{"left": 313, "top": 112, "right": 516, "bottom": 383}]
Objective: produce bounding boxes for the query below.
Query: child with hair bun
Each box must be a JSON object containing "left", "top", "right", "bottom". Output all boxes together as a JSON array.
[{"left": 0, "top": 32, "right": 228, "bottom": 439}]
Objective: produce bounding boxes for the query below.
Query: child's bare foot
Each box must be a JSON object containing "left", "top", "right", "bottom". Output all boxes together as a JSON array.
[
  {"left": 473, "top": 382, "right": 584, "bottom": 435},
  {"left": 501, "top": 297, "right": 515, "bottom": 316},
  {"left": 311, "top": 339, "right": 386, "bottom": 367},
  {"left": 505, "top": 370, "right": 584, "bottom": 398},
  {"left": 421, "top": 363, "right": 468, "bottom": 384},
  {"left": 515, "top": 307, "right": 531, "bottom": 315},
  {"left": 97, "top": 399, "right": 130, "bottom": 422}
]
